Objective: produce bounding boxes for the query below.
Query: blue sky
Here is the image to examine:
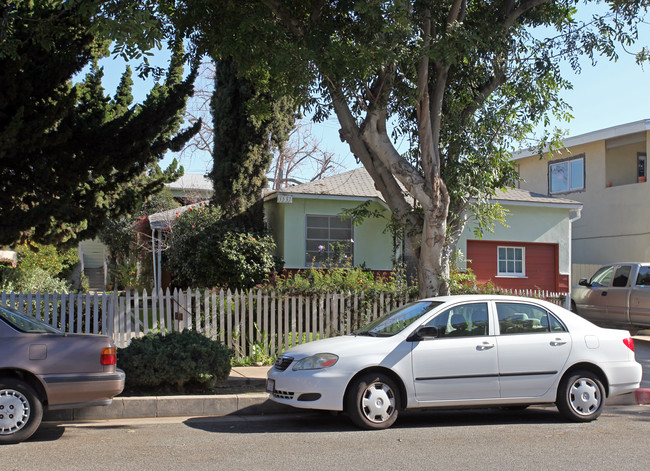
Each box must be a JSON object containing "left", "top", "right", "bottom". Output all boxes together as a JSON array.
[{"left": 96, "top": 15, "right": 649, "bottom": 178}]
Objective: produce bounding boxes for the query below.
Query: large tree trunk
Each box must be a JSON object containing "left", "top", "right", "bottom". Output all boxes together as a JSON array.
[
  {"left": 329, "top": 84, "right": 453, "bottom": 298},
  {"left": 414, "top": 204, "right": 450, "bottom": 297}
]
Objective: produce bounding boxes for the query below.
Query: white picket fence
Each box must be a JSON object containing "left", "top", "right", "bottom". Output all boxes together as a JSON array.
[
  {"left": 0, "top": 289, "right": 414, "bottom": 356},
  {"left": 1, "top": 288, "right": 567, "bottom": 357}
]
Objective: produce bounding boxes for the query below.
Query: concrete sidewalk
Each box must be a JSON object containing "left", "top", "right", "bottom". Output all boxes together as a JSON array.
[
  {"left": 44, "top": 365, "right": 278, "bottom": 422},
  {"left": 44, "top": 338, "right": 650, "bottom": 422}
]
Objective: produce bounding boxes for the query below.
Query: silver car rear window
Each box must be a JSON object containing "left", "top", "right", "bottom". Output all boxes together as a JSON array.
[{"left": 0, "top": 305, "right": 61, "bottom": 334}]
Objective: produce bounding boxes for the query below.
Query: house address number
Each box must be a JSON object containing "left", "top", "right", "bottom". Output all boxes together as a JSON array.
[{"left": 277, "top": 194, "right": 293, "bottom": 204}]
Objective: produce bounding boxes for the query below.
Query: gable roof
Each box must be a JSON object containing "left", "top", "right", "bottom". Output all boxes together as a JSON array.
[
  {"left": 148, "top": 201, "right": 210, "bottom": 230},
  {"left": 165, "top": 174, "right": 213, "bottom": 193},
  {"left": 269, "top": 167, "right": 384, "bottom": 200},
  {"left": 492, "top": 188, "right": 581, "bottom": 208},
  {"left": 267, "top": 167, "right": 580, "bottom": 209}
]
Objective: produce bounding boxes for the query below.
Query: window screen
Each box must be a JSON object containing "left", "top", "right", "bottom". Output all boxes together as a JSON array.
[{"left": 305, "top": 215, "right": 353, "bottom": 266}]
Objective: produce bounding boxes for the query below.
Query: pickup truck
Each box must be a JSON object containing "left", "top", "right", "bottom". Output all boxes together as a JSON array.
[{"left": 571, "top": 263, "right": 650, "bottom": 334}]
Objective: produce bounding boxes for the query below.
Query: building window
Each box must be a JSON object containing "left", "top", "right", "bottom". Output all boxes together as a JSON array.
[
  {"left": 305, "top": 215, "right": 353, "bottom": 266},
  {"left": 549, "top": 155, "right": 584, "bottom": 194},
  {"left": 498, "top": 246, "right": 525, "bottom": 277},
  {"left": 638, "top": 153, "right": 647, "bottom": 182}
]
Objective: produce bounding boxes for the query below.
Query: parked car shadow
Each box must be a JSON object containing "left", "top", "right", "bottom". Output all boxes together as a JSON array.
[
  {"left": 183, "top": 406, "right": 573, "bottom": 435},
  {"left": 23, "top": 423, "right": 139, "bottom": 444},
  {"left": 22, "top": 423, "right": 66, "bottom": 442}
]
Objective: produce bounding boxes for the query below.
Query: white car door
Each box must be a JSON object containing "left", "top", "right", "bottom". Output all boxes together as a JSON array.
[
  {"left": 494, "top": 301, "right": 572, "bottom": 398},
  {"left": 411, "top": 302, "right": 500, "bottom": 402}
]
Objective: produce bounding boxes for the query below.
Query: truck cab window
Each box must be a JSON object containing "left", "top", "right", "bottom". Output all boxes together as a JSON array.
[
  {"left": 590, "top": 266, "right": 615, "bottom": 287},
  {"left": 636, "top": 266, "right": 650, "bottom": 286},
  {"left": 612, "top": 265, "right": 632, "bottom": 287}
]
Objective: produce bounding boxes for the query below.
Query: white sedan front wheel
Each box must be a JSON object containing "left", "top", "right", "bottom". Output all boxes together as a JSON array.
[{"left": 346, "top": 373, "right": 400, "bottom": 430}]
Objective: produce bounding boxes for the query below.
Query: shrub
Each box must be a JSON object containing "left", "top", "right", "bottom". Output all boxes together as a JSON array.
[
  {"left": 14, "top": 241, "right": 79, "bottom": 279},
  {"left": 118, "top": 330, "right": 234, "bottom": 393},
  {"left": 165, "top": 204, "right": 278, "bottom": 289},
  {"left": 1, "top": 267, "right": 71, "bottom": 293},
  {"left": 272, "top": 262, "right": 417, "bottom": 299}
]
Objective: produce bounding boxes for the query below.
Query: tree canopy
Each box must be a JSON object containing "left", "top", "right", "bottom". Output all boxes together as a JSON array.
[
  {"left": 165, "top": 0, "right": 648, "bottom": 296},
  {"left": 0, "top": 0, "right": 199, "bottom": 247}
]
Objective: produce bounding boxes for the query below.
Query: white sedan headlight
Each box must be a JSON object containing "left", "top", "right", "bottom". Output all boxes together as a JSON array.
[{"left": 292, "top": 353, "right": 339, "bottom": 371}]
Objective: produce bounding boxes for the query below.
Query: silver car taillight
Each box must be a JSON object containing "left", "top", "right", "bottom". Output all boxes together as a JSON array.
[{"left": 101, "top": 347, "right": 117, "bottom": 365}]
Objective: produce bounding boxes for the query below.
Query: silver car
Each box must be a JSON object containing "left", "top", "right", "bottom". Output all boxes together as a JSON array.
[
  {"left": 0, "top": 305, "right": 125, "bottom": 443},
  {"left": 571, "top": 263, "right": 650, "bottom": 334}
]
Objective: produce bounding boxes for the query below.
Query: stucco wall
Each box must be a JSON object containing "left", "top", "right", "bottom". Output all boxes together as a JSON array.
[
  {"left": 605, "top": 141, "right": 645, "bottom": 186},
  {"left": 516, "top": 131, "right": 650, "bottom": 265},
  {"left": 457, "top": 204, "right": 573, "bottom": 276},
  {"left": 264, "top": 197, "right": 394, "bottom": 270},
  {"left": 518, "top": 141, "right": 604, "bottom": 195}
]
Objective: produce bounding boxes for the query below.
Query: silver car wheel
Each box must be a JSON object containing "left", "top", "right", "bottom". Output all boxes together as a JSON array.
[
  {"left": 361, "top": 381, "right": 396, "bottom": 424},
  {"left": 568, "top": 377, "right": 601, "bottom": 416},
  {"left": 0, "top": 388, "right": 30, "bottom": 435}
]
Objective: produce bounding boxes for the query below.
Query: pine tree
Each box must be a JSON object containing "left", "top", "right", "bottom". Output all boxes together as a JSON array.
[
  {"left": 0, "top": 0, "right": 199, "bottom": 247},
  {"left": 209, "top": 59, "right": 295, "bottom": 227}
]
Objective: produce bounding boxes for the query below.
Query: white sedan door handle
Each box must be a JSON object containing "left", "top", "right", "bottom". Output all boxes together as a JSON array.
[
  {"left": 550, "top": 339, "right": 567, "bottom": 346},
  {"left": 477, "top": 342, "right": 495, "bottom": 350}
]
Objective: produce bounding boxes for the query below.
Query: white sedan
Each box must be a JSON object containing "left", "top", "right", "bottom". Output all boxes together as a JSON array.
[{"left": 267, "top": 295, "right": 642, "bottom": 429}]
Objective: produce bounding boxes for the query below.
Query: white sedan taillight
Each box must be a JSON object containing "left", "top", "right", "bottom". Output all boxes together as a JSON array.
[{"left": 623, "top": 338, "right": 635, "bottom": 352}]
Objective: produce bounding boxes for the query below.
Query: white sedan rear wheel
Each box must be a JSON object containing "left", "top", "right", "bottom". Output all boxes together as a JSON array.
[{"left": 556, "top": 370, "right": 605, "bottom": 422}]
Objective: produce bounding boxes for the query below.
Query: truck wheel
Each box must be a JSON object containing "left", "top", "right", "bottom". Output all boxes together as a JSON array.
[{"left": 0, "top": 378, "right": 43, "bottom": 444}]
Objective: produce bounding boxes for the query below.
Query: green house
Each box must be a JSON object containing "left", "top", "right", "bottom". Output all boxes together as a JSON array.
[{"left": 264, "top": 169, "right": 396, "bottom": 272}]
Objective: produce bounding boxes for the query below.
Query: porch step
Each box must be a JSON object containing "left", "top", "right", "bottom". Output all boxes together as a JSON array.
[{"left": 84, "top": 267, "right": 105, "bottom": 291}]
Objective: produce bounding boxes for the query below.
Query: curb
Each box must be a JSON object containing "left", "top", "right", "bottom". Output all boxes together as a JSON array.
[
  {"left": 43, "top": 393, "right": 294, "bottom": 422},
  {"left": 45, "top": 388, "right": 650, "bottom": 422},
  {"left": 606, "top": 388, "right": 650, "bottom": 406}
]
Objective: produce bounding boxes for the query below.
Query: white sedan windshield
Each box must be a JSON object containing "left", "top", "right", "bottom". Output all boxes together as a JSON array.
[{"left": 355, "top": 301, "right": 442, "bottom": 337}]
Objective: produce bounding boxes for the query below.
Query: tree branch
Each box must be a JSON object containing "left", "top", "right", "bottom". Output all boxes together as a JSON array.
[
  {"left": 327, "top": 82, "right": 421, "bottom": 224},
  {"left": 263, "top": 0, "right": 305, "bottom": 36},
  {"left": 504, "top": 0, "right": 551, "bottom": 28}
]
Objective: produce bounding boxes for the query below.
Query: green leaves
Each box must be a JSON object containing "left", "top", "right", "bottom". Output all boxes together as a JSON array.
[
  {"left": 164, "top": 204, "right": 278, "bottom": 289},
  {"left": 118, "top": 330, "right": 234, "bottom": 392},
  {"left": 0, "top": 1, "right": 197, "bottom": 247}
]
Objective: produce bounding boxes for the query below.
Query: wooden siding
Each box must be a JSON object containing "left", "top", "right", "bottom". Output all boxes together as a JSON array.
[{"left": 467, "top": 240, "right": 563, "bottom": 292}]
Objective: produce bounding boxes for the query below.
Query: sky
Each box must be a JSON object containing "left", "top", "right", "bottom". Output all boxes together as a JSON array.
[{"left": 96, "top": 10, "right": 650, "bottom": 179}]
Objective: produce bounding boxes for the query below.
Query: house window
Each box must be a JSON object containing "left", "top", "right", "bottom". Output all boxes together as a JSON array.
[
  {"left": 305, "top": 215, "right": 353, "bottom": 266},
  {"left": 498, "top": 246, "right": 525, "bottom": 277},
  {"left": 549, "top": 155, "right": 584, "bottom": 194},
  {"left": 638, "top": 153, "right": 647, "bottom": 182}
]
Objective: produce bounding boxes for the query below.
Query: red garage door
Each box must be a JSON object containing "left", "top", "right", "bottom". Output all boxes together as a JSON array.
[{"left": 466, "top": 240, "right": 566, "bottom": 292}]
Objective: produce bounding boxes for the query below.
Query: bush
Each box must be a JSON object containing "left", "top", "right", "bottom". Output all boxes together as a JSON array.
[
  {"left": 118, "top": 330, "right": 234, "bottom": 393},
  {"left": 272, "top": 262, "right": 417, "bottom": 299},
  {"left": 1, "top": 267, "right": 71, "bottom": 293},
  {"left": 14, "top": 241, "right": 79, "bottom": 279},
  {"left": 165, "top": 204, "right": 278, "bottom": 289}
]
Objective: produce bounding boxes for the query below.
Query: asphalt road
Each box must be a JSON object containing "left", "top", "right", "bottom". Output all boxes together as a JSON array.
[
  {"left": 4, "top": 405, "right": 650, "bottom": 471},
  {"left": 3, "top": 340, "right": 648, "bottom": 470}
]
